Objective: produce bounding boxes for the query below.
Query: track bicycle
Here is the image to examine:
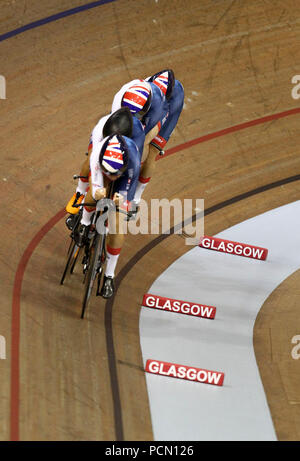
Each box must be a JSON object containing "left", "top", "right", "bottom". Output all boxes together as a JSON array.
[{"left": 61, "top": 181, "right": 130, "bottom": 318}]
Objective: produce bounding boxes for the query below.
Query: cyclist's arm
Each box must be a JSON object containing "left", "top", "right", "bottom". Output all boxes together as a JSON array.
[
  {"left": 115, "top": 139, "right": 141, "bottom": 209},
  {"left": 91, "top": 114, "right": 109, "bottom": 146},
  {"left": 131, "top": 117, "right": 146, "bottom": 161},
  {"left": 151, "top": 80, "right": 184, "bottom": 150},
  {"left": 89, "top": 140, "right": 105, "bottom": 200},
  {"left": 141, "top": 123, "right": 160, "bottom": 163}
]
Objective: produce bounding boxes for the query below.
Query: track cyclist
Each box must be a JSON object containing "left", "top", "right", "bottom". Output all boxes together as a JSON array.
[
  {"left": 111, "top": 70, "right": 184, "bottom": 207},
  {"left": 133, "top": 69, "right": 184, "bottom": 205},
  {"left": 74, "top": 133, "right": 141, "bottom": 298}
]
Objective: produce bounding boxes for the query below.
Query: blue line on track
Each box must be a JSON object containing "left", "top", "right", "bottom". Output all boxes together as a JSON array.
[{"left": 0, "top": 0, "right": 116, "bottom": 42}]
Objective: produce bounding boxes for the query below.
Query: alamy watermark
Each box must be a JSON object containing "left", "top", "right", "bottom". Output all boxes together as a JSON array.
[
  {"left": 0, "top": 75, "right": 6, "bottom": 99},
  {"left": 0, "top": 335, "right": 6, "bottom": 360},
  {"left": 97, "top": 197, "right": 205, "bottom": 245},
  {"left": 291, "top": 335, "right": 300, "bottom": 360},
  {"left": 291, "top": 75, "right": 300, "bottom": 100}
]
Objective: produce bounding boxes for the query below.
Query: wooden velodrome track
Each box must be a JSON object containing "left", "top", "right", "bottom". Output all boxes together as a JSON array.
[{"left": 1, "top": 0, "right": 300, "bottom": 441}]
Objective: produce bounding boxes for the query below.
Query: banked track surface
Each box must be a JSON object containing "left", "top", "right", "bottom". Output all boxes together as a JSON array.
[
  {"left": 1, "top": 2, "right": 297, "bottom": 439},
  {"left": 11, "top": 167, "right": 300, "bottom": 440}
]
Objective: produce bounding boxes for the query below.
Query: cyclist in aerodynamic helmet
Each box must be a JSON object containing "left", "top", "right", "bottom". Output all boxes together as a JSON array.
[
  {"left": 132, "top": 69, "right": 184, "bottom": 207},
  {"left": 74, "top": 133, "right": 141, "bottom": 298},
  {"left": 111, "top": 78, "right": 167, "bottom": 137},
  {"left": 65, "top": 107, "right": 145, "bottom": 230},
  {"left": 110, "top": 78, "right": 167, "bottom": 212},
  {"left": 110, "top": 71, "right": 184, "bottom": 211}
]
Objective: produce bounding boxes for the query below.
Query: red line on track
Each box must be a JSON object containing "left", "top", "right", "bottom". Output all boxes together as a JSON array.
[
  {"left": 10, "top": 106, "right": 300, "bottom": 440},
  {"left": 158, "top": 107, "right": 300, "bottom": 159},
  {"left": 10, "top": 209, "right": 66, "bottom": 441}
]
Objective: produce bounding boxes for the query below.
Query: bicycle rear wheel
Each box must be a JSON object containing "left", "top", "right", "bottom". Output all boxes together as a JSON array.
[
  {"left": 81, "top": 233, "right": 105, "bottom": 319},
  {"left": 60, "top": 239, "right": 80, "bottom": 285}
]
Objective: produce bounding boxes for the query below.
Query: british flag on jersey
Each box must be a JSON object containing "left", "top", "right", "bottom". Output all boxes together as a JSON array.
[
  {"left": 122, "top": 80, "right": 151, "bottom": 114},
  {"left": 102, "top": 136, "right": 125, "bottom": 173}
]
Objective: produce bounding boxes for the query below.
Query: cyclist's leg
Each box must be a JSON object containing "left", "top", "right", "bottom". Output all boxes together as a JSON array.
[
  {"left": 65, "top": 140, "right": 93, "bottom": 229},
  {"left": 141, "top": 124, "right": 160, "bottom": 164},
  {"left": 106, "top": 210, "right": 126, "bottom": 276},
  {"left": 76, "top": 156, "right": 90, "bottom": 195},
  {"left": 74, "top": 183, "right": 96, "bottom": 246},
  {"left": 75, "top": 139, "right": 93, "bottom": 196},
  {"left": 66, "top": 139, "right": 93, "bottom": 206},
  {"left": 80, "top": 185, "right": 96, "bottom": 223},
  {"left": 134, "top": 124, "right": 159, "bottom": 204},
  {"left": 134, "top": 82, "right": 184, "bottom": 205},
  {"left": 101, "top": 210, "right": 126, "bottom": 297}
]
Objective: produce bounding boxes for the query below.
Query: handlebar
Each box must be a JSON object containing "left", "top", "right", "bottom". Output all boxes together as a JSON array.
[
  {"left": 73, "top": 198, "right": 131, "bottom": 217},
  {"left": 71, "top": 174, "right": 133, "bottom": 219},
  {"left": 73, "top": 198, "right": 114, "bottom": 210},
  {"left": 73, "top": 174, "right": 89, "bottom": 180}
]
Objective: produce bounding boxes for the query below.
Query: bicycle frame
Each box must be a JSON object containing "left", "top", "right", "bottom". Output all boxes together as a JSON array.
[{"left": 61, "top": 181, "right": 131, "bottom": 318}]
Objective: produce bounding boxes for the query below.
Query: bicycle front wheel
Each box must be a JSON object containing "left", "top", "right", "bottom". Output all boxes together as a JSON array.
[
  {"left": 81, "top": 233, "right": 104, "bottom": 319},
  {"left": 60, "top": 239, "right": 79, "bottom": 285}
]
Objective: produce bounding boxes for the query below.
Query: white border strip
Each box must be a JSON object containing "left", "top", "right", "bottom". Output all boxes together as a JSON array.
[{"left": 140, "top": 201, "right": 300, "bottom": 440}]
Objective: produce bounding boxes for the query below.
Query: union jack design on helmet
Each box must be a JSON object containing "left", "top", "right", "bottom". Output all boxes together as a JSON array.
[
  {"left": 122, "top": 80, "right": 151, "bottom": 116},
  {"left": 153, "top": 71, "right": 169, "bottom": 96},
  {"left": 101, "top": 135, "right": 127, "bottom": 174},
  {"left": 150, "top": 69, "right": 175, "bottom": 100}
]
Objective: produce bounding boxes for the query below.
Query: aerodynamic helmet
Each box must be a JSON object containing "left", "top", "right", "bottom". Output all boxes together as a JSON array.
[
  {"left": 121, "top": 80, "right": 152, "bottom": 120},
  {"left": 148, "top": 69, "right": 175, "bottom": 100},
  {"left": 99, "top": 134, "right": 129, "bottom": 177},
  {"left": 102, "top": 107, "right": 133, "bottom": 138}
]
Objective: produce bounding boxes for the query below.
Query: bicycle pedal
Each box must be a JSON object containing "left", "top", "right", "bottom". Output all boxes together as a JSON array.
[{"left": 82, "top": 256, "right": 89, "bottom": 273}]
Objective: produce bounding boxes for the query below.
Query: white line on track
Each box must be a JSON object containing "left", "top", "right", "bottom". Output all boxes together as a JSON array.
[{"left": 140, "top": 200, "right": 300, "bottom": 440}]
